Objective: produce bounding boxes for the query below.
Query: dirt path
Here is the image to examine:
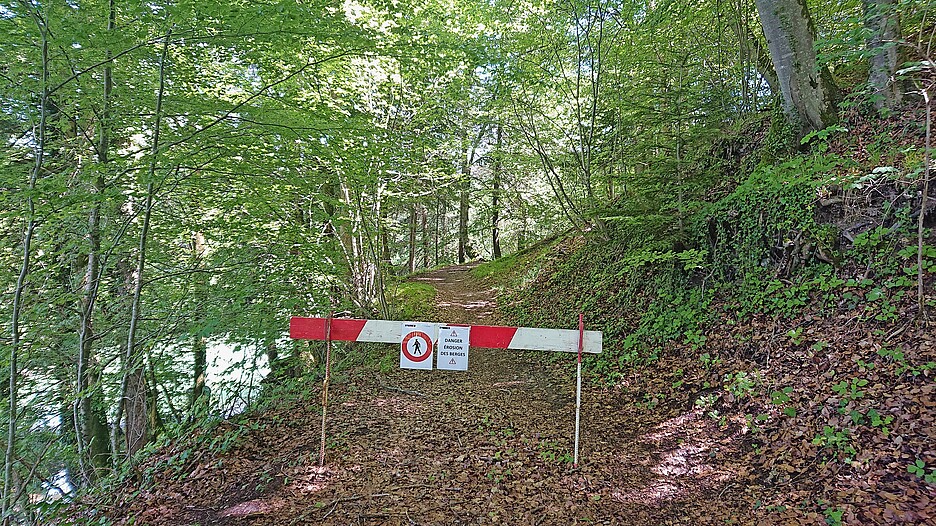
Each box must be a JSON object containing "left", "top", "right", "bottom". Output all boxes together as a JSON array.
[
  {"left": 115, "top": 264, "right": 751, "bottom": 525},
  {"left": 276, "top": 264, "right": 750, "bottom": 525}
]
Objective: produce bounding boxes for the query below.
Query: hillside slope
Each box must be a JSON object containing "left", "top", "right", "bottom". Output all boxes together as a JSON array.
[
  {"left": 488, "top": 230, "right": 936, "bottom": 524},
  {"left": 78, "top": 264, "right": 766, "bottom": 525}
]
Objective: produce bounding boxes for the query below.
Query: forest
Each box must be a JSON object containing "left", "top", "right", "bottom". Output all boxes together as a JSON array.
[{"left": 0, "top": 0, "right": 934, "bottom": 523}]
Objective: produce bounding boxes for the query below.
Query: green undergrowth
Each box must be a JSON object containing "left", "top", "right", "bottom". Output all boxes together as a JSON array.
[
  {"left": 472, "top": 234, "right": 562, "bottom": 288},
  {"left": 493, "top": 126, "right": 934, "bottom": 379},
  {"left": 485, "top": 119, "right": 935, "bottom": 522},
  {"left": 387, "top": 281, "right": 436, "bottom": 321}
]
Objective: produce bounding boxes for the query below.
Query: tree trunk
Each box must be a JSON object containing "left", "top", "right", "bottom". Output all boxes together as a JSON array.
[
  {"left": 191, "top": 232, "right": 208, "bottom": 414},
  {"left": 120, "top": 29, "right": 170, "bottom": 460},
  {"left": 3, "top": 11, "right": 47, "bottom": 519},
  {"left": 755, "top": 0, "right": 838, "bottom": 133},
  {"left": 76, "top": 0, "right": 117, "bottom": 479},
  {"left": 492, "top": 125, "right": 503, "bottom": 260},
  {"left": 729, "top": 3, "right": 780, "bottom": 99},
  {"left": 379, "top": 201, "right": 392, "bottom": 272},
  {"left": 863, "top": 0, "right": 900, "bottom": 111},
  {"left": 407, "top": 204, "right": 416, "bottom": 273},
  {"left": 420, "top": 206, "right": 429, "bottom": 268},
  {"left": 458, "top": 157, "right": 470, "bottom": 264},
  {"left": 434, "top": 199, "right": 441, "bottom": 266}
]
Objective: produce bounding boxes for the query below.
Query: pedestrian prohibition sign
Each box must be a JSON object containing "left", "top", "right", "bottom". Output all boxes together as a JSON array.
[{"left": 400, "top": 322, "right": 434, "bottom": 370}]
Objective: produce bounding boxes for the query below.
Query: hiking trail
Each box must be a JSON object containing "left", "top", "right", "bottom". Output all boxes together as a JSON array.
[{"left": 114, "top": 263, "right": 749, "bottom": 525}]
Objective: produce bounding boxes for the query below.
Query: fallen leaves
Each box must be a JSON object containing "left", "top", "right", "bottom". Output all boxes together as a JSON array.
[{"left": 77, "top": 264, "right": 936, "bottom": 526}]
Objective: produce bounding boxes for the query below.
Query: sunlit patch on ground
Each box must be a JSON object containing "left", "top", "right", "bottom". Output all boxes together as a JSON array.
[
  {"left": 612, "top": 481, "right": 681, "bottom": 506},
  {"left": 607, "top": 408, "right": 744, "bottom": 508},
  {"left": 218, "top": 497, "right": 284, "bottom": 518},
  {"left": 287, "top": 465, "right": 333, "bottom": 494},
  {"left": 641, "top": 410, "right": 703, "bottom": 444}
]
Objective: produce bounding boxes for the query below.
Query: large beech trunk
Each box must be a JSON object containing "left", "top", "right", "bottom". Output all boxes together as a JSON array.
[{"left": 755, "top": 0, "right": 838, "bottom": 133}]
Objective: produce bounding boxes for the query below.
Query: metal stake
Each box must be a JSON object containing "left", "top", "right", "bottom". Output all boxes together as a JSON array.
[
  {"left": 574, "top": 313, "right": 583, "bottom": 467},
  {"left": 319, "top": 313, "right": 332, "bottom": 467}
]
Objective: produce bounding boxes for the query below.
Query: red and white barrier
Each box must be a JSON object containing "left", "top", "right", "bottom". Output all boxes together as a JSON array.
[{"left": 289, "top": 317, "right": 602, "bottom": 354}]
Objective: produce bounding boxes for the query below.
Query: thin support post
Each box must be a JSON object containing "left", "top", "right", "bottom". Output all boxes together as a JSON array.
[
  {"left": 319, "top": 313, "right": 333, "bottom": 467},
  {"left": 573, "top": 313, "right": 583, "bottom": 467}
]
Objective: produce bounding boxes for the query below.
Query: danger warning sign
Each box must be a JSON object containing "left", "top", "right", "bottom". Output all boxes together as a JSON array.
[
  {"left": 437, "top": 325, "right": 469, "bottom": 371},
  {"left": 400, "top": 322, "right": 435, "bottom": 370}
]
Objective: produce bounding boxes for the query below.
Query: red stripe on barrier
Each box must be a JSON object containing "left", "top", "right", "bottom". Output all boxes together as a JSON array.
[
  {"left": 290, "top": 317, "right": 367, "bottom": 341},
  {"left": 470, "top": 325, "right": 519, "bottom": 349}
]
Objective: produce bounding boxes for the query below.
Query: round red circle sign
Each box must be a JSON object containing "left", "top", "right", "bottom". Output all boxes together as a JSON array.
[{"left": 401, "top": 331, "right": 432, "bottom": 362}]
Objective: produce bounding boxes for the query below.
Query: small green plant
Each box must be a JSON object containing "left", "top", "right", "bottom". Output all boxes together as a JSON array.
[
  {"left": 538, "top": 440, "right": 573, "bottom": 464},
  {"left": 823, "top": 505, "right": 845, "bottom": 526},
  {"left": 684, "top": 329, "right": 707, "bottom": 350},
  {"left": 897, "top": 244, "right": 936, "bottom": 274},
  {"left": 672, "top": 368, "right": 685, "bottom": 389},
  {"left": 787, "top": 327, "right": 804, "bottom": 345},
  {"left": 725, "top": 371, "right": 757, "bottom": 399},
  {"left": 812, "top": 426, "right": 856, "bottom": 459},
  {"left": 695, "top": 392, "right": 718, "bottom": 409},
  {"left": 769, "top": 387, "right": 797, "bottom": 417},
  {"left": 865, "top": 408, "right": 894, "bottom": 436},
  {"left": 908, "top": 459, "right": 936, "bottom": 483},
  {"left": 700, "top": 352, "right": 722, "bottom": 369},
  {"left": 642, "top": 392, "right": 666, "bottom": 409},
  {"left": 831, "top": 378, "right": 867, "bottom": 401},
  {"left": 770, "top": 387, "right": 792, "bottom": 404}
]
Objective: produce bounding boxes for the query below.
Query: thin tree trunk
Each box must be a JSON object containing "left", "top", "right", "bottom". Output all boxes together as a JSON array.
[
  {"left": 407, "top": 204, "right": 416, "bottom": 273},
  {"left": 863, "top": 0, "right": 900, "bottom": 111},
  {"left": 118, "top": 29, "right": 170, "bottom": 460},
  {"left": 3, "top": 9, "right": 47, "bottom": 522},
  {"left": 76, "top": 0, "right": 117, "bottom": 479},
  {"left": 730, "top": 1, "right": 780, "bottom": 97},
  {"left": 434, "top": 199, "right": 441, "bottom": 266},
  {"left": 458, "top": 155, "right": 470, "bottom": 264},
  {"left": 378, "top": 192, "right": 392, "bottom": 272},
  {"left": 191, "top": 232, "right": 208, "bottom": 414},
  {"left": 492, "top": 125, "right": 503, "bottom": 260},
  {"left": 420, "top": 206, "right": 429, "bottom": 268},
  {"left": 919, "top": 87, "right": 931, "bottom": 321}
]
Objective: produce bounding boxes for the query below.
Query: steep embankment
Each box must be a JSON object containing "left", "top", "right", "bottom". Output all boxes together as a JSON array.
[
  {"left": 90, "top": 263, "right": 768, "bottom": 525},
  {"left": 494, "top": 232, "right": 936, "bottom": 524}
]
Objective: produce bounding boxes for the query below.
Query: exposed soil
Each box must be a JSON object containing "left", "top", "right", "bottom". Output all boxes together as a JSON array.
[{"left": 102, "top": 263, "right": 755, "bottom": 525}]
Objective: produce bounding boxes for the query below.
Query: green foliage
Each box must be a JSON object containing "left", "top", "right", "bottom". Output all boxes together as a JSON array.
[
  {"left": 769, "top": 387, "right": 797, "bottom": 418},
  {"left": 812, "top": 425, "right": 857, "bottom": 460},
  {"left": 472, "top": 254, "right": 523, "bottom": 281},
  {"left": 725, "top": 371, "right": 757, "bottom": 399},
  {"left": 865, "top": 408, "right": 893, "bottom": 436},
  {"left": 907, "top": 459, "right": 936, "bottom": 483},
  {"left": 387, "top": 282, "right": 437, "bottom": 321},
  {"left": 538, "top": 440, "right": 573, "bottom": 464},
  {"left": 831, "top": 378, "right": 868, "bottom": 401},
  {"left": 698, "top": 153, "right": 847, "bottom": 285},
  {"left": 824, "top": 506, "right": 845, "bottom": 526}
]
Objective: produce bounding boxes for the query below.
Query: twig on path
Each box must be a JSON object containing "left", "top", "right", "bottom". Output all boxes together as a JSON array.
[
  {"left": 381, "top": 385, "right": 427, "bottom": 396},
  {"left": 376, "top": 374, "right": 427, "bottom": 396},
  {"left": 320, "top": 493, "right": 391, "bottom": 520}
]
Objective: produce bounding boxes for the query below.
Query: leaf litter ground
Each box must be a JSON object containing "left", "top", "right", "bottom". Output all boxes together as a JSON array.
[{"left": 106, "top": 263, "right": 756, "bottom": 525}]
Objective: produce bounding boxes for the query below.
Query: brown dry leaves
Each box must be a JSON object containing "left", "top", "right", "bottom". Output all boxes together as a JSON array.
[{"left": 93, "top": 264, "right": 935, "bottom": 525}]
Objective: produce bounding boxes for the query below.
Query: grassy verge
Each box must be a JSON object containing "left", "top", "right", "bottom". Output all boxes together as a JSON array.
[{"left": 386, "top": 281, "right": 436, "bottom": 321}]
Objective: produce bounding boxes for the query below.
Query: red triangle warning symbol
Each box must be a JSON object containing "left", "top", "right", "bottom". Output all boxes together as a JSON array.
[
  {"left": 450, "top": 330, "right": 458, "bottom": 337},
  {"left": 449, "top": 358, "right": 457, "bottom": 365}
]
